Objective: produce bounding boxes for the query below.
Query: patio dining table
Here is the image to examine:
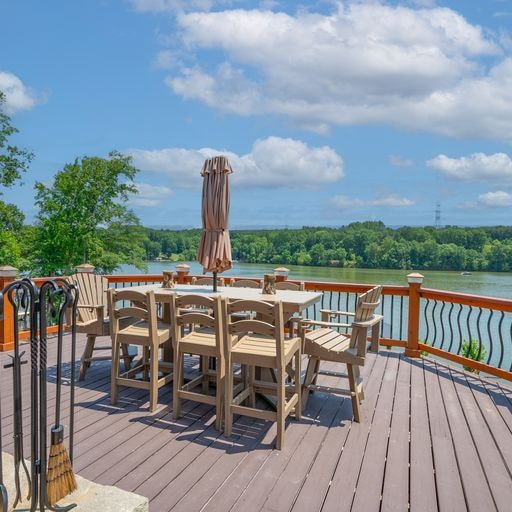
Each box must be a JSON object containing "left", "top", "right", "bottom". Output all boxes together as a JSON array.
[
  {"left": 118, "top": 282, "right": 322, "bottom": 316},
  {"left": 117, "top": 283, "right": 323, "bottom": 397}
]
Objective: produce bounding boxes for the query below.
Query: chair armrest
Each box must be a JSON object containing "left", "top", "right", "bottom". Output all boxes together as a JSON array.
[
  {"left": 300, "top": 319, "right": 352, "bottom": 329},
  {"left": 320, "top": 309, "right": 356, "bottom": 317},
  {"left": 76, "top": 304, "right": 106, "bottom": 322},
  {"left": 351, "top": 314, "right": 384, "bottom": 328}
]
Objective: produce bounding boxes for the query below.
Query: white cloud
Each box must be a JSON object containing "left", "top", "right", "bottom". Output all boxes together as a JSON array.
[
  {"left": 0, "top": 71, "right": 38, "bottom": 114},
  {"left": 153, "top": 50, "right": 178, "bottom": 69},
  {"left": 477, "top": 191, "right": 512, "bottom": 207},
  {"left": 128, "top": 136, "right": 344, "bottom": 188},
  {"left": 427, "top": 152, "right": 512, "bottom": 183},
  {"left": 157, "top": 3, "right": 512, "bottom": 140},
  {"left": 332, "top": 194, "right": 414, "bottom": 209},
  {"left": 389, "top": 155, "right": 413, "bottom": 168},
  {"left": 131, "top": 182, "right": 173, "bottom": 206}
]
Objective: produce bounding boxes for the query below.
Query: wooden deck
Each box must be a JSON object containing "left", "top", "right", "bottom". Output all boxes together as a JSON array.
[{"left": 1, "top": 333, "right": 512, "bottom": 511}]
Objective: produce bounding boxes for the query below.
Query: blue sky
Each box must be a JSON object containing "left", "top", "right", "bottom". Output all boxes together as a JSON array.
[{"left": 1, "top": 0, "right": 512, "bottom": 228}]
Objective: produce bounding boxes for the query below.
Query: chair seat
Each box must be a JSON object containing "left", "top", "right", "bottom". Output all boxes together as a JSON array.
[
  {"left": 179, "top": 327, "right": 217, "bottom": 356},
  {"left": 231, "top": 333, "right": 301, "bottom": 367},
  {"left": 304, "top": 328, "right": 363, "bottom": 364},
  {"left": 119, "top": 319, "right": 171, "bottom": 345}
]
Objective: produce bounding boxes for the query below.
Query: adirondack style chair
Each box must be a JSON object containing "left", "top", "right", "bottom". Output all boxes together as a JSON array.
[
  {"left": 69, "top": 272, "right": 133, "bottom": 380},
  {"left": 300, "top": 285, "right": 383, "bottom": 422}
]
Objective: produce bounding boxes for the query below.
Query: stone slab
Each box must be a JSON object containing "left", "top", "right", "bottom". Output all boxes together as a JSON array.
[{"left": 1, "top": 452, "right": 148, "bottom": 511}]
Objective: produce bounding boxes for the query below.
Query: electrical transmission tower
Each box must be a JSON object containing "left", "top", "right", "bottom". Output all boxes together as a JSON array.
[{"left": 435, "top": 201, "right": 441, "bottom": 228}]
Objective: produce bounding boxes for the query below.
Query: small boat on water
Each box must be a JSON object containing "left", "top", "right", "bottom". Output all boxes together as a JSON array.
[{"left": 460, "top": 271, "right": 472, "bottom": 276}]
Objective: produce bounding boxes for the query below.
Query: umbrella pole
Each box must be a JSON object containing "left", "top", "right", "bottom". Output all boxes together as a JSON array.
[{"left": 213, "top": 271, "right": 218, "bottom": 292}]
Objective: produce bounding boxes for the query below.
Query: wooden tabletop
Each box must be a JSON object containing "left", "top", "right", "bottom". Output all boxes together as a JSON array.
[{"left": 118, "top": 283, "right": 322, "bottom": 314}]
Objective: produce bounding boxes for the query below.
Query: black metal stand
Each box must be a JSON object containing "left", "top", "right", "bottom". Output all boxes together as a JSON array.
[{"left": 0, "top": 279, "right": 78, "bottom": 511}]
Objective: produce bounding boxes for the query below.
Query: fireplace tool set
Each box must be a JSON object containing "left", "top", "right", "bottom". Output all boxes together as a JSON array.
[{"left": 0, "top": 278, "right": 78, "bottom": 511}]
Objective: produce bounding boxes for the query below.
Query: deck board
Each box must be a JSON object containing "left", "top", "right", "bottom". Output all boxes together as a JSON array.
[{"left": 1, "top": 334, "right": 512, "bottom": 511}]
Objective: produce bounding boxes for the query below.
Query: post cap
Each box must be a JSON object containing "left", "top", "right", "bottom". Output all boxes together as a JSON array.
[
  {"left": 273, "top": 267, "right": 289, "bottom": 275},
  {"left": 0, "top": 265, "right": 18, "bottom": 277},
  {"left": 407, "top": 272, "right": 424, "bottom": 284},
  {"left": 76, "top": 263, "right": 95, "bottom": 273},
  {"left": 176, "top": 264, "right": 191, "bottom": 272}
]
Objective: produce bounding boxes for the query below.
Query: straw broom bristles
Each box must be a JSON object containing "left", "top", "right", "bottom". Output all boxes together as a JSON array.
[{"left": 46, "top": 426, "right": 77, "bottom": 505}]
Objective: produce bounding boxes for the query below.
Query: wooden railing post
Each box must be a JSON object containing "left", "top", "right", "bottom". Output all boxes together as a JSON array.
[
  {"left": 0, "top": 265, "right": 18, "bottom": 352},
  {"left": 405, "top": 272, "right": 423, "bottom": 358},
  {"left": 176, "top": 264, "right": 191, "bottom": 284},
  {"left": 76, "top": 262, "right": 95, "bottom": 273},
  {"left": 274, "top": 266, "right": 289, "bottom": 283}
]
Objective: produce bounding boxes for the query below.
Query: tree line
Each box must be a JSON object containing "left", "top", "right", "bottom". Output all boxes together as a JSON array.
[
  {"left": 144, "top": 223, "right": 512, "bottom": 272},
  {"left": 2, "top": 90, "right": 512, "bottom": 276}
]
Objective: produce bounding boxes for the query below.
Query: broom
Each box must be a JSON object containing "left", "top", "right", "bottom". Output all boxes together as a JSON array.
[{"left": 46, "top": 287, "right": 77, "bottom": 505}]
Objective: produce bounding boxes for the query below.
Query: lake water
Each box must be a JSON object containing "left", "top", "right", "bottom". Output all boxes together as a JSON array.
[{"left": 118, "top": 261, "right": 512, "bottom": 299}]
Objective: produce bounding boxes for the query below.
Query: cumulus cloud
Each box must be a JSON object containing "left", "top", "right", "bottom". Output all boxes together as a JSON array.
[
  {"left": 128, "top": 136, "right": 344, "bottom": 188},
  {"left": 156, "top": 3, "right": 512, "bottom": 140},
  {"left": 389, "top": 155, "right": 413, "bottom": 168},
  {"left": 0, "top": 71, "right": 38, "bottom": 114},
  {"left": 427, "top": 152, "right": 512, "bottom": 183},
  {"left": 131, "top": 182, "right": 173, "bottom": 207},
  {"left": 332, "top": 194, "right": 414, "bottom": 209},
  {"left": 477, "top": 191, "right": 512, "bottom": 207}
]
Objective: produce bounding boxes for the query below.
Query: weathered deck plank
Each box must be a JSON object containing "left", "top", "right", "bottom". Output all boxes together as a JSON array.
[
  {"left": 1, "top": 335, "right": 512, "bottom": 512},
  {"left": 409, "top": 357, "right": 437, "bottom": 512}
]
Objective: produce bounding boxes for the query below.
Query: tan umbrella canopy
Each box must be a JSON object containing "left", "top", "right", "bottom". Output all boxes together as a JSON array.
[{"left": 197, "top": 155, "right": 233, "bottom": 290}]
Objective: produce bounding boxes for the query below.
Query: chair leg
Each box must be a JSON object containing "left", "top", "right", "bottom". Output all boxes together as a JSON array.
[
  {"left": 294, "top": 350, "right": 302, "bottom": 421},
  {"left": 301, "top": 356, "right": 319, "bottom": 410},
  {"left": 215, "top": 356, "right": 224, "bottom": 431},
  {"left": 201, "top": 356, "right": 209, "bottom": 394},
  {"left": 248, "top": 365, "right": 256, "bottom": 408},
  {"left": 276, "top": 368, "right": 286, "bottom": 450},
  {"left": 79, "top": 334, "right": 96, "bottom": 381},
  {"left": 111, "top": 338, "right": 120, "bottom": 405},
  {"left": 149, "top": 344, "right": 159, "bottom": 412},
  {"left": 347, "top": 364, "right": 362, "bottom": 422},
  {"left": 173, "top": 349, "right": 183, "bottom": 420},
  {"left": 353, "top": 364, "right": 364, "bottom": 401},
  {"left": 224, "top": 354, "right": 233, "bottom": 438},
  {"left": 121, "top": 343, "right": 132, "bottom": 372}
]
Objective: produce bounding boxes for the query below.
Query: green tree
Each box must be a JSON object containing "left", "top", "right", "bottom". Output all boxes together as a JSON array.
[
  {"left": 0, "top": 91, "right": 34, "bottom": 268},
  {"left": 34, "top": 151, "right": 146, "bottom": 275}
]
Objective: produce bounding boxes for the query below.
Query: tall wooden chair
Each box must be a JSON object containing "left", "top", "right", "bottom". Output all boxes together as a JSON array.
[
  {"left": 69, "top": 272, "right": 133, "bottom": 380},
  {"left": 275, "top": 280, "right": 305, "bottom": 337},
  {"left": 223, "top": 299, "right": 301, "bottom": 450},
  {"left": 230, "top": 279, "right": 262, "bottom": 288},
  {"left": 191, "top": 276, "right": 225, "bottom": 287},
  {"left": 170, "top": 294, "right": 226, "bottom": 430},
  {"left": 275, "top": 281, "right": 305, "bottom": 291},
  {"left": 300, "top": 285, "right": 383, "bottom": 422},
  {"left": 109, "top": 289, "right": 174, "bottom": 412}
]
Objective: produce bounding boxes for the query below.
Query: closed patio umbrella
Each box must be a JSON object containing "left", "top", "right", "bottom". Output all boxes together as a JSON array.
[{"left": 197, "top": 155, "right": 233, "bottom": 291}]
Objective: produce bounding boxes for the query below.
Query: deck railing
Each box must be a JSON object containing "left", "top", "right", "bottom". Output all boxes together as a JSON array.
[{"left": 1, "top": 267, "right": 511, "bottom": 381}]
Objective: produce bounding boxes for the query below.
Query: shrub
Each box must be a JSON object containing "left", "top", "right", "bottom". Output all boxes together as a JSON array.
[{"left": 461, "top": 339, "right": 487, "bottom": 373}]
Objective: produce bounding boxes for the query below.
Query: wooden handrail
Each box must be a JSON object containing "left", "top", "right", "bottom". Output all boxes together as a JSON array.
[
  {"left": 0, "top": 270, "right": 511, "bottom": 381},
  {"left": 421, "top": 287, "right": 512, "bottom": 312}
]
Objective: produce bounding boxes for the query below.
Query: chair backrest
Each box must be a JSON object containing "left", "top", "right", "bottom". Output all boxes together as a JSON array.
[
  {"left": 222, "top": 299, "right": 286, "bottom": 367},
  {"left": 69, "top": 272, "right": 109, "bottom": 323},
  {"left": 108, "top": 289, "right": 158, "bottom": 342},
  {"left": 275, "top": 281, "right": 305, "bottom": 291},
  {"left": 351, "top": 285, "right": 383, "bottom": 356},
  {"left": 170, "top": 294, "right": 223, "bottom": 352},
  {"left": 191, "top": 276, "right": 226, "bottom": 287},
  {"left": 230, "top": 279, "right": 262, "bottom": 289}
]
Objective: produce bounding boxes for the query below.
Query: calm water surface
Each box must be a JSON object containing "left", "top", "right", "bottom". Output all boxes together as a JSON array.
[{"left": 118, "top": 262, "right": 512, "bottom": 299}]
